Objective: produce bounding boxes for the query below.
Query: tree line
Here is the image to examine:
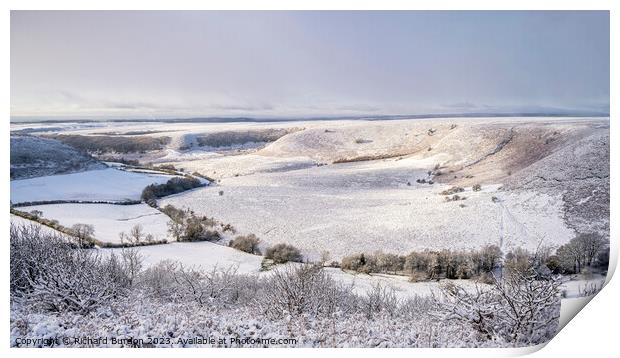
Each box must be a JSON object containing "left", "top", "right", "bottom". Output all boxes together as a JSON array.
[{"left": 340, "top": 233, "right": 608, "bottom": 282}]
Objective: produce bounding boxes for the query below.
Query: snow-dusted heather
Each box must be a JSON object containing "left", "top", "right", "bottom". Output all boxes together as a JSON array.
[
  {"left": 19, "top": 203, "right": 171, "bottom": 244},
  {"left": 8, "top": 298, "right": 471, "bottom": 348},
  {"left": 161, "top": 156, "right": 574, "bottom": 260},
  {"left": 106, "top": 241, "right": 264, "bottom": 274},
  {"left": 10, "top": 168, "right": 176, "bottom": 204}
]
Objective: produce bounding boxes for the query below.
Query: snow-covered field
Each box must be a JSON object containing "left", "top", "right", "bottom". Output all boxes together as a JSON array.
[
  {"left": 10, "top": 167, "right": 175, "bottom": 204},
  {"left": 559, "top": 274, "right": 606, "bottom": 298},
  {"left": 18, "top": 203, "right": 171, "bottom": 244},
  {"left": 324, "top": 268, "right": 484, "bottom": 299},
  {"left": 161, "top": 156, "right": 573, "bottom": 260},
  {"left": 106, "top": 241, "right": 263, "bottom": 274}
]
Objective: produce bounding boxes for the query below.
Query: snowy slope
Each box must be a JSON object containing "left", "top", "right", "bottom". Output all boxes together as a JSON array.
[
  {"left": 19, "top": 203, "right": 171, "bottom": 244},
  {"left": 10, "top": 135, "right": 104, "bottom": 179},
  {"left": 107, "top": 241, "right": 264, "bottom": 274},
  {"left": 10, "top": 168, "right": 175, "bottom": 204},
  {"left": 10, "top": 214, "right": 67, "bottom": 237}
]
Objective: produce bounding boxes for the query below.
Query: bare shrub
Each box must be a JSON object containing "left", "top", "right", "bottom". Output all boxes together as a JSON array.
[
  {"left": 139, "top": 260, "right": 180, "bottom": 301},
  {"left": 265, "top": 243, "right": 303, "bottom": 264},
  {"left": 440, "top": 186, "right": 464, "bottom": 196},
  {"left": 120, "top": 248, "right": 143, "bottom": 286},
  {"left": 229, "top": 234, "right": 261, "bottom": 254},
  {"left": 171, "top": 265, "right": 240, "bottom": 305},
  {"left": 341, "top": 253, "right": 376, "bottom": 273},
  {"left": 361, "top": 284, "right": 400, "bottom": 318},
  {"left": 180, "top": 215, "right": 221, "bottom": 242}
]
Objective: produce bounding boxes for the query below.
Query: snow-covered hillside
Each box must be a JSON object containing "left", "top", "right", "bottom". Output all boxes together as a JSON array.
[{"left": 10, "top": 135, "right": 104, "bottom": 179}]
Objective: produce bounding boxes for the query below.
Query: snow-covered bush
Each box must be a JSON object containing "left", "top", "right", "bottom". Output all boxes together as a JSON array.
[
  {"left": 259, "top": 264, "right": 351, "bottom": 319},
  {"left": 10, "top": 224, "right": 563, "bottom": 348},
  {"left": 433, "top": 268, "right": 560, "bottom": 346},
  {"left": 138, "top": 260, "right": 182, "bottom": 301},
  {"left": 10, "top": 224, "right": 130, "bottom": 313},
  {"left": 361, "top": 284, "right": 400, "bottom": 319}
]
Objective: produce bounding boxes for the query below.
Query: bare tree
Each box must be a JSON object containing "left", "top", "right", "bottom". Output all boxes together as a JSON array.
[
  {"left": 166, "top": 216, "right": 184, "bottom": 241},
  {"left": 556, "top": 233, "right": 607, "bottom": 273},
  {"left": 70, "top": 223, "right": 95, "bottom": 248},
  {"left": 129, "top": 224, "right": 145, "bottom": 244},
  {"left": 121, "top": 248, "right": 143, "bottom": 286}
]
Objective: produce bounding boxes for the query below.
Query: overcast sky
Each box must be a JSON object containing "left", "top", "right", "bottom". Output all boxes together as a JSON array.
[{"left": 11, "top": 11, "right": 610, "bottom": 120}]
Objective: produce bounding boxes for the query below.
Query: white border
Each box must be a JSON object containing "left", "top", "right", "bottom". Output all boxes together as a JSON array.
[{"left": 2, "top": 2, "right": 616, "bottom": 358}]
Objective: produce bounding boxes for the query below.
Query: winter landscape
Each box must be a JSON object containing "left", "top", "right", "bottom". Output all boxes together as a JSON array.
[
  {"left": 9, "top": 10, "right": 610, "bottom": 349},
  {"left": 9, "top": 115, "right": 610, "bottom": 347}
]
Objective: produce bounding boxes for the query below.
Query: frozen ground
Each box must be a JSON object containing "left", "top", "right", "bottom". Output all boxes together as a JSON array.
[
  {"left": 10, "top": 167, "right": 176, "bottom": 204},
  {"left": 19, "top": 203, "right": 171, "bottom": 244}
]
